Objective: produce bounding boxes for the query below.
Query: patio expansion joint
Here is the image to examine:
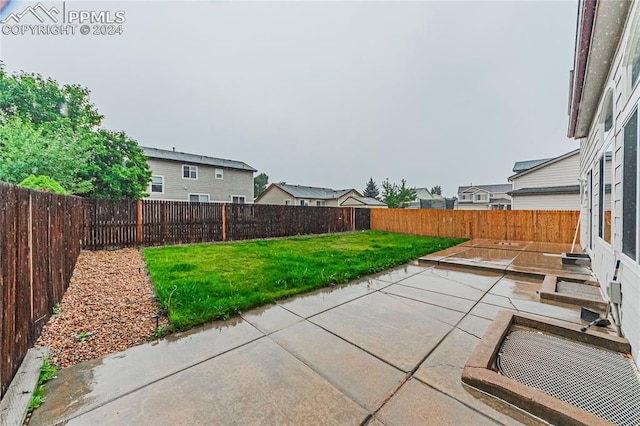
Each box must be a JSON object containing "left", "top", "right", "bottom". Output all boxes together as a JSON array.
[
  {"left": 52, "top": 333, "right": 268, "bottom": 425},
  {"left": 276, "top": 285, "right": 383, "bottom": 320}
]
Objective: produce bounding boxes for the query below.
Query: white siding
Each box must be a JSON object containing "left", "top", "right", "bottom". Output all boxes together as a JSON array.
[
  {"left": 146, "top": 158, "right": 253, "bottom": 203},
  {"left": 511, "top": 194, "right": 580, "bottom": 210},
  {"left": 578, "top": 2, "right": 640, "bottom": 365},
  {"left": 512, "top": 153, "right": 580, "bottom": 190}
]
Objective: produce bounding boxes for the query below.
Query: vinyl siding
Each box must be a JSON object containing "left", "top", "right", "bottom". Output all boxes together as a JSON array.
[
  {"left": 256, "top": 187, "right": 360, "bottom": 207},
  {"left": 146, "top": 158, "right": 253, "bottom": 202},
  {"left": 511, "top": 153, "right": 580, "bottom": 190},
  {"left": 578, "top": 2, "right": 640, "bottom": 365},
  {"left": 511, "top": 194, "right": 580, "bottom": 211}
]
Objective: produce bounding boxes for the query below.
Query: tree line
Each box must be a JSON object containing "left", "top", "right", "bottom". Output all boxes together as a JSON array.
[{"left": 0, "top": 63, "right": 151, "bottom": 198}]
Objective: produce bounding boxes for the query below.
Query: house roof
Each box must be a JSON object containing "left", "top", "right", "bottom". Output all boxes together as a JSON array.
[
  {"left": 340, "top": 196, "right": 387, "bottom": 206},
  {"left": 414, "top": 188, "right": 445, "bottom": 200},
  {"left": 457, "top": 184, "right": 512, "bottom": 194},
  {"left": 508, "top": 185, "right": 581, "bottom": 196},
  {"left": 142, "top": 146, "right": 257, "bottom": 172},
  {"left": 509, "top": 149, "right": 580, "bottom": 181},
  {"left": 261, "top": 183, "right": 361, "bottom": 201},
  {"left": 568, "top": 0, "right": 631, "bottom": 138},
  {"left": 512, "top": 158, "right": 554, "bottom": 173}
]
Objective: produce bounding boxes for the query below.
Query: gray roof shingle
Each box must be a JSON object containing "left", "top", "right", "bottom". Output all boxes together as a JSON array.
[
  {"left": 275, "top": 183, "right": 359, "bottom": 200},
  {"left": 457, "top": 184, "right": 512, "bottom": 194},
  {"left": 142, "top": 146, "right": 256, "bottom": 172},
  {"left": 512, "top": 158, "right": 554, "bottom": 172},
  {"left": 508, "top": 185, "right": 581, "bottom": 196}
]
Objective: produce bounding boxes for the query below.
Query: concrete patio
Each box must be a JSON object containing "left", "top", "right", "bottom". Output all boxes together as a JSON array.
[{"left": 30, "top": 240, "right": 606, "bottom": 425}]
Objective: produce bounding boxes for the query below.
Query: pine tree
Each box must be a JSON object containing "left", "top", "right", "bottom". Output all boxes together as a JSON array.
[
  {"left": 430, "top": 185, "right": 443, "bottom": 196},
  {"left": 363, "top": 178, "right": 380, "bottom": 200}
]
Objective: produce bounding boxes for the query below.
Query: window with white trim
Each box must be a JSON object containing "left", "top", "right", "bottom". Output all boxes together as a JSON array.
[
  {"left": 299, "top": 199, "right": 309, "bottom": 206},
  {"left": 232, "top": 195, "right": 245, "bottom": 204},
  {"left": 284, "top": 199, "right": 291, "bottom": 205},
  {"left": 603, "top": 90, "right": 614, "bottom": 134},
  {"left": 151, "top": 175, "right": 163, "bottom": 193},
  {"left": 316, "top": 200, "right": 326, "bottom": 206},
  {"left": 215, "top": 169, "right": 223, "bottom": 179},
  {"left": 189, "top": 194, "right": 210, "bottom": 203},
  {"left": 474, "top": 193, "right": 487, "bottom": 202},
  {"left": 183, "top": 165, "right": 198, "bottom": 179},
  {"left": 623, "top": 108, "right": 638, "bottom": 260}
]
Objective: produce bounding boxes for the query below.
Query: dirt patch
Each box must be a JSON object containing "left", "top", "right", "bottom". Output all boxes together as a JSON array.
[{"left": 36, "top": 248, "right": 167, "bottom": 368}]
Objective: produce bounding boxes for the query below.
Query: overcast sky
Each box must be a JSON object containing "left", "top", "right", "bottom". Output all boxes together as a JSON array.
[{"left": 1, "top": 0, "right": 579, "bottom": 197}]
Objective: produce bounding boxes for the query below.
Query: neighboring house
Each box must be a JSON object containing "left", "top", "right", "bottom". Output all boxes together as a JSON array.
[
  {"left": 340, "top": 196, "right": 387, "bottom": 209},
  {"left": 455, "top": 184, "right": 512, "bottom": 210},
  {"left": 142, "top": 146, "right": 256, "bottom": 203},
  {"left": 255, "top": 183, "right": 362, "bottom": 207},
  {"left": 567, "top": 0, "right": 639, "bottom": 365},
  {"left": 406, "top": 188, "right": 447, "bottom": 209},
  {"left": 508, "top": 149, "right": 583, "bottom": 210}
]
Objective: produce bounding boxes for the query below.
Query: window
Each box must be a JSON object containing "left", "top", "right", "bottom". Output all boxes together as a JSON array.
[
  {"left": 189, "top": 194, "right": 209, "bottom": 203},
  {"left": 603, "top": 90, "right": 614, "bottom": 133},
  {"left": 151, "top": 175, "right": 163, "bottom": 193},
  {"left": 284, "top": 199, "right": 291, "bottom": 206},
  {"left": 215, "top": 168, "right": 223, "bottom": 179},
  {"left": 316, "top": 200, "right": 326, "bottom": 206},
  {"left": 183, "top": 165, "right": 198, "bottom": 179},
  {"left": 474, "top": 193, "right": 486, "bottom": 202},
  {"left": 598, "top": 144, "right": 613, "bottom": 244},
  {"left": 629, "top": 17, "right": 640, "bottom": 90},
  {"left": 299, "top": 199, "right": 309, "bottom": 206},
  {"left": 623, "top": 109, "right": 638, "bottom": 260},
  {"left": 232, "top": 195, "right": 245, "bottom": 204}
]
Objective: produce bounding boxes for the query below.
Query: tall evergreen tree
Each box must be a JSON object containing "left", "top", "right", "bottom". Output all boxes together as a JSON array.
[
  {"left": 363, "top": 178, "right": 380, "bottom": 200},
  {"left": 430, "top": 185, "right": 443, "bottom": 196}
]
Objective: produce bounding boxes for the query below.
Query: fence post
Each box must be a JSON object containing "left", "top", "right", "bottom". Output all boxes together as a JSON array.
[
  {"left": 351, "top": 207, "right": 355, "bottom": 232},
  {"left": 222, "top": 203, "right": 227, "bottom": 241},
  {"left": 28, "top": 192, "right": 34, "bottom": 328},
  {"left": 137, "top": 199, "right": 143, "bottom": 246}
]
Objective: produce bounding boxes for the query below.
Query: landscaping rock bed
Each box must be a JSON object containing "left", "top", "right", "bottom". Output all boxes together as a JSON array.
[{"left": 35, "top": 248, "right": 167, "bottom": 368}]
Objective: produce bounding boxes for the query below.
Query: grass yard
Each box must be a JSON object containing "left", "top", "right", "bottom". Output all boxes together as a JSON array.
[{"left": 143, "top": 230, "right": 465, "bottom": 329}]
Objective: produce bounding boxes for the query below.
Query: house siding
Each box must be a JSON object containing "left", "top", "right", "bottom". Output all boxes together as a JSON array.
[
  {"left": 147, "top": 158, "right": 253, "bottom": 202},
  {"left": 256, "top": 187, "right": 360, "bottom": 207},
  {"left": 576, "top": 1, "right": 640, "bottom": 365},
  {"left": 511, "top": 193, "right": 580, "bottom": 211},
  {"left": 511, "top": 153, "right": 580, "bottom": 190}
]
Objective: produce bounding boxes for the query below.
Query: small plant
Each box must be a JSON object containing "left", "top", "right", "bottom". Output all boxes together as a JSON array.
[
  {"left": 52, "top": 303, "right": 60, "bottom": 315},
  {"left": 28, "top": 358, "right": 57, "bottom": 412},
  {"left": 150, "top": 325, "right": 169, "bottom": 340},
  {"left": 75, "top": 331, "right": 90, "bottom": 342}
]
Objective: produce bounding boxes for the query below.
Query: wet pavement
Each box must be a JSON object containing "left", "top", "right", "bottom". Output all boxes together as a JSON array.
[{"left": 31, "top": 239, "right": 604, "bottom": 426}]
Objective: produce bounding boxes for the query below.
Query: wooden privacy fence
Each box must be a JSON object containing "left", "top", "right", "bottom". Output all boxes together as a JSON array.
[
  {"left": 82, "top": 200, "right": 371, "bottom": 250},
  {"left": 0, "top": 184, "right": 84, "bottom": 398},
  {"left": 370, "top": 208, "right": 580, "bottom": 244}
]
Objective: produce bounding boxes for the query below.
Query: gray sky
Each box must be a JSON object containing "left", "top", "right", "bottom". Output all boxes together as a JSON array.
[{"left": 1, "top": 0, "right": 579, "bottom": 197}]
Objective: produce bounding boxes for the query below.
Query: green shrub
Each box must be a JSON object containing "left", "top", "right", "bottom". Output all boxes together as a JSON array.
[{"left": 18, "top": 175, "right": 69, "bottom": 194}]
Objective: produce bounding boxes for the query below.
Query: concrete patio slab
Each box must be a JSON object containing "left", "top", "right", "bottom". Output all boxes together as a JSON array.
[
  {"left": 430, "top": 265, "right": 505, "bottom": 292},
  {"left": 278, "top": 279, "right": 382, "bottom": 318},
  {"left": 525, "top": 241, "right": 580, "bottom": 254},
  {"left": 507, "top": 251, "right": 592, "bottom": 280},
  {"left": 488, "top": 274, "right": 543, "bottom": 301},
  {"left": 376, "top": 378, "right": 499, "bottom": 425},
  {"left": 29, "top": 319, "right": 264, "bottom": 425},
  {"left": 372, "top": 263, "right": 429, "bottom": 283},
  {"left": 418, "top": 245, "right": 471, "bottom": 262},
  {"left": 467, "top": 239, "right": 533, "bottom": 251},
  {"left": 397, "top": 271, "right": 487, "bottom": 301},
  {"left": 241, "top": 304, "right": 302, "bottom": 334},
  {"left": 437, "top": 248, "right": 521, "bottom": 271},
  {"left": 414, "top": 328, "right": 538, "bottom": 425},
  {"left": 456, "top": 314, "right": 493, "bottom": 339},
  {"left": 270, "top": 321, "right": 406, "bottom": 412},
  {"left": 67, "top": 338, "right": 369, "bottom": 426},
  {"left": 382, "top": 283, "right": 477, "bottom": 313},
  {"left": 310, "top": 292, "right": 459, "bottom": 372}
]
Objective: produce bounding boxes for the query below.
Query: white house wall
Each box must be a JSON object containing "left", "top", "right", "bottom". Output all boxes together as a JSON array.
[
  {"left": 511, "top": 194, "right": 580, "bottom": 210},
  {"left": 512, "top": 153, "right": 580, "bottom": 190},
  {"left": 147, "top": 158, "right": 254, "bottom": 203},
  {"left": 578, "top": 2, "right": 640, "bottom": 365}
]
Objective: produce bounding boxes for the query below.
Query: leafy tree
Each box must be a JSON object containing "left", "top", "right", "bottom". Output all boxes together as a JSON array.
[
  {"left": 18, "top": 175, "right": 69, "bottom": 194},
  {"left": 0, "top": 63, "right": 150, "bottom": 199},
  {"left": 0, "top": 114, "right": 94, "bottom": 194},
  {"left": 254, "top": 172, "right": 269, "bottom": 198},
  {"left": 382, "top": 179, "right": 417, "bottom": 208},
  {"left": 430, "top": 185, "right": 443, "bottom": 196},
  {"left": 363, "top": 178, "right": 380, "bottom": 200}
]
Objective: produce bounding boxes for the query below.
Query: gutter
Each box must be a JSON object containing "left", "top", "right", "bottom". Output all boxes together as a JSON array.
[{"left": 568, "top": 0, "right": 597, "bottom": 138}]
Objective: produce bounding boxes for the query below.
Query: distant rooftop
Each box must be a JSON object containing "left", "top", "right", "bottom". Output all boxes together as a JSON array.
[
  {"left": 274, "top": 183, "right": 359, "bottom": 200},
  {"left": 458, "top": 184, "right": 512, "bottom": 194},
  {"left": 341, "top": 196, "right": 387, "bottom": 206},
  {"left": 512, "top": 158, "right": 553, "bottom": 173},
  {"left": 142, "top": 146, "right": 256, "bottom": 172}
]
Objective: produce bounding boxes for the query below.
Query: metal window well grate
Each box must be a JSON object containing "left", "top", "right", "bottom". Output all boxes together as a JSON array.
[{"left": 497, "top": 330, "right": 640, "bottom": 426}]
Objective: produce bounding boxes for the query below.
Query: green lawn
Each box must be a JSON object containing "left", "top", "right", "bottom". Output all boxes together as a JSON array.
[{"left": 143, "top": 231, "right": 465, "bottom": 329}]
